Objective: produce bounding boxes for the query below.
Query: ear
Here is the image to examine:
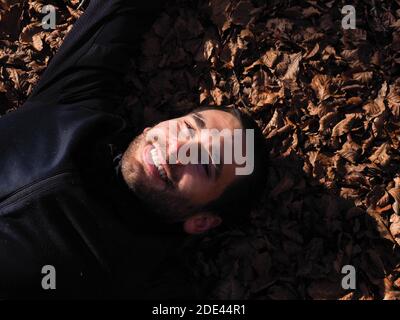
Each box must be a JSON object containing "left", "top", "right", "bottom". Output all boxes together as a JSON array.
[{"left": 183, "top": 212, "right": 222, "bottom": 234}]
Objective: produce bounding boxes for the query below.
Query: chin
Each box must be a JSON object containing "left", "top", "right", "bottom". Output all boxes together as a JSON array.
[
  {"left": 121, "top": 139, "right": 145, "bottom": 189},
  {"left": 122, "top": 144, "right": 161, "bottom": 194}
]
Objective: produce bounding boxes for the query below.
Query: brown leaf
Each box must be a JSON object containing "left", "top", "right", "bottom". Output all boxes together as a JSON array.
[
  {"left": 32, "top": 34, "right": 43, "bottom": 51},
  {"left": 363, "top": 101, "right": 385, "bottom": 117},
  {"left": 302, "top": 7, "right": 321, "bottom": 18},
  {"left": 319, "top": 112, "right": 337, "bottom": 132},
  {"left": 387, "top": 83, "right": 400, "bottom": 119},
  {"left": 366, "top": 207, "right": 398, "bottom": 245},
  {"left": 304, "top": 43, "right": 320, "bottom": 60},
  {"left": 368, "top": 143, "right": 391, "bottom": 166},
  {"left": 390, "top": 214, "right": 400, "bottom": 246},
  {"left": 261, "top": 49, "right": 279, "bottom": 68},
  {"left": 250, "top": 70, "right": 282, "bottom": 107},
  {"left": 263, "top": 109, "right": 284, "bottom": 136},
  {"left": 388, "top": 184, "right": 400, "bottom": 215},
  {"left": 346, "top": 96, "right": 363, "bottom": 107},
  {"left": 339, "top": 292, "right": 355, "bottom": 300},
  {"left": 384, "top": 290, "right": 400, "bottom": 300},
  {"left": 364, "top": 82, "right": 388, "bottom": 118},
  {"left": 332, "top": 114, "right": 357, "bottom": 137},
  {"left": 210, "top": 87, "right": 224, "bottom": 106},
  {"left": 230, "top": 0, "right": 254, "bottom": 26},
  {"left": 352, "top": 71, "right": 373, "bottom": 84},
  {"left": 338, "top": 140, "right": 361, "bottom": 164},
  {"left": 282, "top": 52, "right": 302, "bottom": 81},
  {"left": 209, "top": 0, "right": 231, "bottom": 31},
  {"left": 311, "top": 74, "right": 331, "bottom": 101}
]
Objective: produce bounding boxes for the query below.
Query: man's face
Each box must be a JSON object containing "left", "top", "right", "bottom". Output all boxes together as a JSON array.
[{"left": 121, "top": 109, "right": 243, "bottom": 220}]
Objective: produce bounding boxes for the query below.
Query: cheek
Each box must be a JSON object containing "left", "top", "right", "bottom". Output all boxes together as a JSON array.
[
  {"left": 176, "top": 172, "right": 198, "bottom": 193},
  {"left": 176, "top": 173, "right": 201, "bottom": 198},
  {"left": 176, "top": 173, "right": 217, "bottom": 204},
  {"left": 176, "top": 164, "right": 205, "bottom": 187}
]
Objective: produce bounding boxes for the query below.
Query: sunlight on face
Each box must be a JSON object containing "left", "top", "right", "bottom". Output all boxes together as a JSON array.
[{"left": 121, "top": 109, "right": 244, "bottom": 219}]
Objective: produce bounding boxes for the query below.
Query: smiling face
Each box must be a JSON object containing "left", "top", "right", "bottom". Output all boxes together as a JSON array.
[{"left": 120, "top": 109, "right": 244, "bottom": 222}]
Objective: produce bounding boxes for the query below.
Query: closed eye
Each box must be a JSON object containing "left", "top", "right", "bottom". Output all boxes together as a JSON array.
[
  {"left": 184, "top": 121, "right": 196, "bottom": 138},
  {"left": 184, "top": 121, "right": 193, "bottom": 130}
]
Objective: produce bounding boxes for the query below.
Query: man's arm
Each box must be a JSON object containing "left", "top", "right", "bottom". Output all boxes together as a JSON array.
[{"left": 26, "top": 0, "right": 164, "bottom": 113}]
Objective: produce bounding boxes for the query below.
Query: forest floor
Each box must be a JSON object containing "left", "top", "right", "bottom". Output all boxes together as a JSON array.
[{"left": 1, "top": 0, "right": 400, "bottom": 299}]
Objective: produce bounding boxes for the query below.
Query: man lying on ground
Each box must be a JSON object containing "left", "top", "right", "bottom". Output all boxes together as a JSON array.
[{"left": 0, "top": 0, "right": 267, "bottom": 298}]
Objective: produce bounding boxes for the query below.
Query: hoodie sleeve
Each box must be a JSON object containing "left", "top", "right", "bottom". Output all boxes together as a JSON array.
[{"left": 27, "top": 0, "right": 163, "bottom": 113}]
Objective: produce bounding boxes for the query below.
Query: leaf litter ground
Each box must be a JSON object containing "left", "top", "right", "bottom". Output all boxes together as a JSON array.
[{"left": 1, "top": 0, "right": 400, "bottom": 299}]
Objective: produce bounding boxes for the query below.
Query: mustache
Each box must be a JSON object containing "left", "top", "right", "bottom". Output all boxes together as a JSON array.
[{"left": 140, "top": 132, "right": 180, "bottom": 188}]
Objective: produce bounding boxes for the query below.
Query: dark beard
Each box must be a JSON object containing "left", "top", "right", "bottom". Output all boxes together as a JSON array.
[{"left": 120, "top": 133, "right": 194, "bottom": 223}]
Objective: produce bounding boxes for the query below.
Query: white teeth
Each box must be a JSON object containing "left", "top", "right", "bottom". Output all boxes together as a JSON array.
[{"left": 150, "top": 147, "right": 167, "bottom": 179}]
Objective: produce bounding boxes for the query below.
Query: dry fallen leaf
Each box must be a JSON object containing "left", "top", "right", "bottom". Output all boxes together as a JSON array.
[
  {"left": 311, "top": 74, "right": 331, "bottom": 101},
  {"left": 387, "top": 83, "right": 400, "bottom": 119}
]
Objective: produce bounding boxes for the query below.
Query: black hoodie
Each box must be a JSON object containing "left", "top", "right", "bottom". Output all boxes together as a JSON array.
[{"left": 0, "top": 0, "right": 192, "bottom": 299}]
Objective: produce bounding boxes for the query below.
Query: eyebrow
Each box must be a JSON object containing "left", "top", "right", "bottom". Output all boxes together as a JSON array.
[{"left": 191, "top": 112, "right": 206, "bottom": 129}]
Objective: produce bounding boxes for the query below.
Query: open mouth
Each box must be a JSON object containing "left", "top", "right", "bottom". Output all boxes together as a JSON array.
[
  {"left": 142, "top": 143, "right": 174, "bottom": 187},
  {"left": 150, "top": 147, "right": 167, "bottom": 180}
]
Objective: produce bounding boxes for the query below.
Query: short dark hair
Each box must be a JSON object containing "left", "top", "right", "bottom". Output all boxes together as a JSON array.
[{"left": 191, "top": 105, "right": 268, "bottom": 227}]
